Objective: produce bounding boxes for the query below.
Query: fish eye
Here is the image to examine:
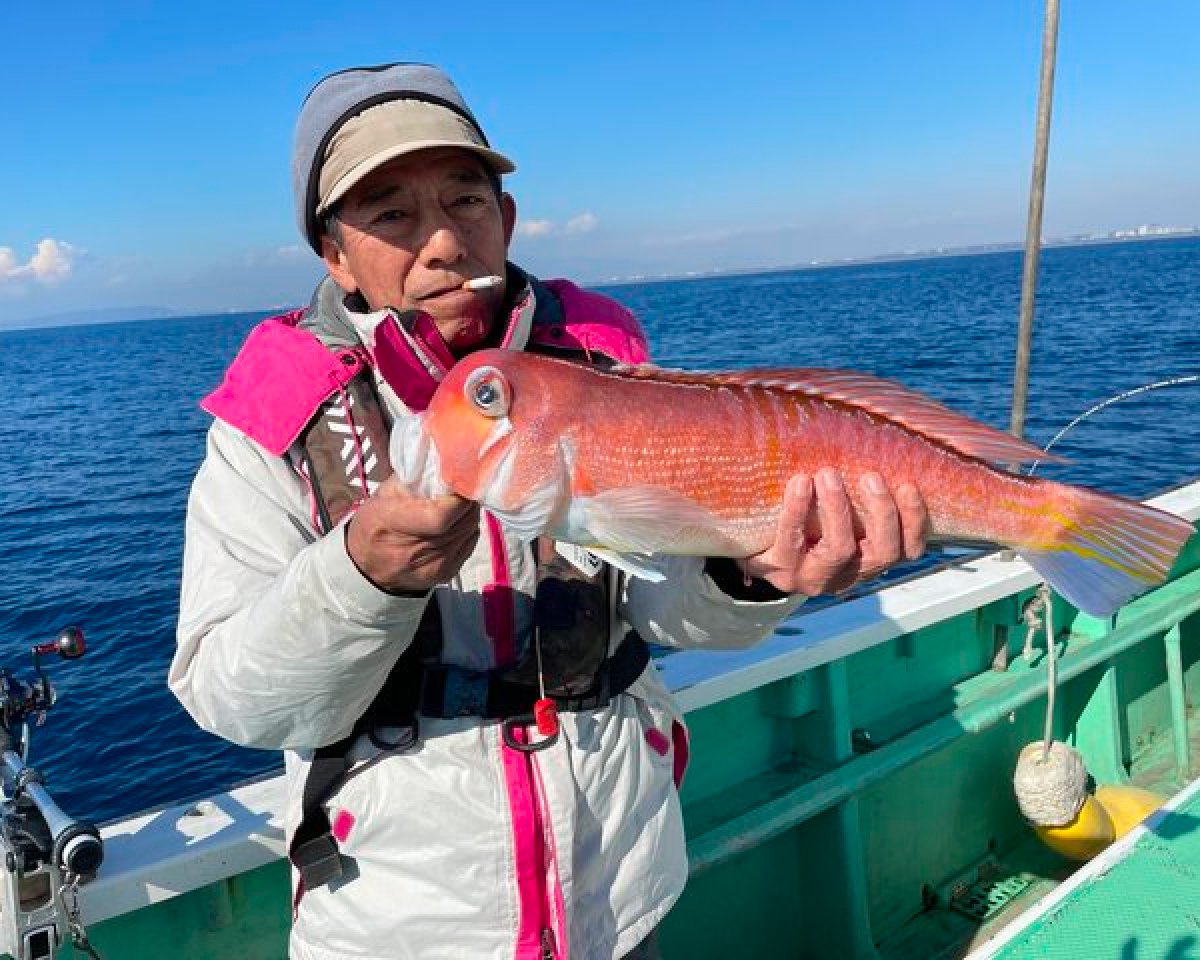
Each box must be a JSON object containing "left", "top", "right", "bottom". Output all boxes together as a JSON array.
[{"left": 464, "top": 366, "right": 510, "bottom": 418}]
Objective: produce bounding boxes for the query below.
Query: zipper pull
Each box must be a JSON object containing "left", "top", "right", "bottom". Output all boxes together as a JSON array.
[
  {"left": 541, "top": 927, "right": 557, "bottom": 960},
  {"left": 534, "top": 697, "right": 559, "bottom": 737},
  {"left": 533, "top": 627, "right": 560, "bottom": 738}
]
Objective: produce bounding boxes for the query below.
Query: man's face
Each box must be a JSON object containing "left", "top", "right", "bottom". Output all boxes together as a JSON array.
[{"left": 320, "top": 147, "right": 517, "bottom": 355}]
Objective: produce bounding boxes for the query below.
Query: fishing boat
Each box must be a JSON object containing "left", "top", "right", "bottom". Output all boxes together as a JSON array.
[{"left": 1, "top": 478, "right": 1195, "bottom": 959}]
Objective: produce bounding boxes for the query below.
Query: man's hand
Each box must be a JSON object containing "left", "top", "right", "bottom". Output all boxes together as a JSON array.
[
  {"left": 737, "top": 468, "right": 930, "bottom": 596},
  {"left": 346, "top": 476, "right": 480, "bottom": 594}
]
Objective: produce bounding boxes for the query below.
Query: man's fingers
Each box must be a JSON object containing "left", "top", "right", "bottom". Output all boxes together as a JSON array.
[
  {"left": 377, "top": 490, "right": 477, "bottom": 537},
  {"left": 779, "top": 473, "right": 816, "bottom": 553},
  {"left": 812, "top": 468, "right": 856, "bottom": 560},
  {"left": 791, "top": 468, "right": 860, "bottom": 595},
  {"left": 412, "top": 522, "right": 480, "bottom": 581},
  {"left": 346, "top": 484, "right": 482, "bottom": 593},
  {"left": 753, "top": 470, "right": 931, "bottom": 597},
  {"left": 433, "top": 493, "right": 480, "bottom": 528},
  {"left": 376, "top": 474, "right": 475, "bottom": 518},
  {"left": 896, "top": 483, "right": 930, "bottom": 560},
  {"left": 854, "top": 472, "right": 902, "bottom": 578}
]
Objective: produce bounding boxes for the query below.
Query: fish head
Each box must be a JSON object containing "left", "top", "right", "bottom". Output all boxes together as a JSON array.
[
  {"left": 424, "top": 349, "right": 518, "bottom": 504},
  {"left": 424, "top": 349, "right": 568, "bottom": 528}
]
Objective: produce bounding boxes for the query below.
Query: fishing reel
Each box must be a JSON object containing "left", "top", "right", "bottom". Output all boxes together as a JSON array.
[{"left": 0, "top": 626, "right": 103, "bottom": 960}]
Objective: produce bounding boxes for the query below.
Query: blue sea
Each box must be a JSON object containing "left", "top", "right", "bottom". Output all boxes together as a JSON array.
[{"left": 1, "top": 237, "right": 1198, "bottom": 826}]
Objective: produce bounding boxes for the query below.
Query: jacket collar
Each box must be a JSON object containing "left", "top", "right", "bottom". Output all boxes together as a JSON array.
[{"left": 301, "top": 263, "right": 544, "bottom": 412}]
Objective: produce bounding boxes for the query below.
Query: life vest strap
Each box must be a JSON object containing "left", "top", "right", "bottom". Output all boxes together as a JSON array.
[{"left": 288, "top": 631, "right": 649, "bottom": 894}]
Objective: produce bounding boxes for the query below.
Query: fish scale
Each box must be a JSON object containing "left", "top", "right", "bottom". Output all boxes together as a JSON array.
[{"left": 420, "top": 349, "right": 1196, "bottom": 617}]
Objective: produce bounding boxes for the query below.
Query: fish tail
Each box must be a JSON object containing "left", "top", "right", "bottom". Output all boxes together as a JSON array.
[{"left": 1018, "top": 485, "right": 1195, "bottom": 618}]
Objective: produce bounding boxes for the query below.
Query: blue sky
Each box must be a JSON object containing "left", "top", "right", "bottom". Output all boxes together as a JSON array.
[{"left": 3, "top": 0, "right": 1199, "bottom": 326}]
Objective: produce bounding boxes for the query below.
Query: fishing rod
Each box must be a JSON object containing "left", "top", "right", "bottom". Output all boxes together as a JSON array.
[
  {"left": 0, "top": 626, "right": 104, "bottom": 960},
  {"left": 1010, "top": 0, "right": 1061, "bottom": 440}
]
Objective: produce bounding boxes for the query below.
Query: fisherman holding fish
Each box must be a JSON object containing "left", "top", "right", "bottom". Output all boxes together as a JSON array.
[{"left": 170, "top": 62, "right": 937, "bottom": 960}]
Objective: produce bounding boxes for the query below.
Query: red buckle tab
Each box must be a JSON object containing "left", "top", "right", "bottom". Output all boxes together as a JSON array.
[{"left": 534, "top": 698, "right": 559, "bottom": 737}]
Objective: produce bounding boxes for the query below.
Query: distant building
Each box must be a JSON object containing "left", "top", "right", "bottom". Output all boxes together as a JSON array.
[{"left": 1110, "top": 224, "right": 1199, "bottom": 239}]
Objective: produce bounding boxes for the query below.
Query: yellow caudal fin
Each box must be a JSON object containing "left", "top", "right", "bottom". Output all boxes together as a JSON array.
[{"left": 1021, "top": 488, "right": 1195, "bottom": 618}]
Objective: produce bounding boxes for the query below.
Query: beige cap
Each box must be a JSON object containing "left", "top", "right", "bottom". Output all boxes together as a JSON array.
[{"left": 316, "top": 99, "right": 517, "bottom": 215}]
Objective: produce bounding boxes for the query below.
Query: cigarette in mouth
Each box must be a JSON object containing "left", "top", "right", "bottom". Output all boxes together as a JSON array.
[
  {"left": 456, "top": 276, "right": 499, "bottom": 290},
  {"left": 462, "top": 275, "right": 504, "bottom": 291}
]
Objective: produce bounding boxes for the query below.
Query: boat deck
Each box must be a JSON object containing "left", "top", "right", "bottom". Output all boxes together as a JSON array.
[
  {"left": 967, "top": 773, "right": 1200, "bottom": 960},
  {"left": 877, "top": 712, "right": 1200, "bottom": 960}
]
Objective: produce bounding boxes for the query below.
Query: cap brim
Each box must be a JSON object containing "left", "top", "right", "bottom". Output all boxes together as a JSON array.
[{"left": 318, "top": 141, "right": 516, "bottom": 215}]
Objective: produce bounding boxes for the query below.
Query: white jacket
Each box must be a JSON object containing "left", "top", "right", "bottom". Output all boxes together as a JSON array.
[{"left": 170, "top": 276, "right": 802, "bottom": 960}]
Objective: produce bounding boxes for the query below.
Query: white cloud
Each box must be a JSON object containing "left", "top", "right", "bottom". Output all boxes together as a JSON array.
[
  {"left": 517, "top": 219, "right": 555, "bottom": 238},
  {"left": 517, "top": 213, "right": 599, "bottom": 239},
  {"left": 0, "top": 238, "right": 81, "bottom": 285},
  {"left": 565, "top": 212, "right": 598, "bottom": 235}
]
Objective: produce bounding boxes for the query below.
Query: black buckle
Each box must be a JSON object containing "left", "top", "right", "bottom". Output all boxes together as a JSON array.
[
  {"left": 292, "top": 833, "right": 344, "bottom": 889},
  {"left": 367, "top": 719, "right": 419, "bottom": 752},
  {"left": 533, "top": 659, "right": 613, "bottom": 714},
  {"left": 501, "top": 714, "right": 560, "bottom": 753},
  {"left": 573, "top": 662, "right": 612, "bottom": 711}
]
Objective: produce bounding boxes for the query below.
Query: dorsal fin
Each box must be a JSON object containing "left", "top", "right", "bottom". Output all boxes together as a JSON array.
[{"left": 605, "top": 363, "right": 1062, "bottom": 464}]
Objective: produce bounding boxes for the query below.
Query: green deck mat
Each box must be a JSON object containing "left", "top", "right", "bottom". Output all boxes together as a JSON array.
[{"left": 989, "top": 785, "right": 1200, "bottom": 959}]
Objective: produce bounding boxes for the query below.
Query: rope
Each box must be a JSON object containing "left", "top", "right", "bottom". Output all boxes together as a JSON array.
[
  {"left": 1020, "top": 585, "right": 1056, "bottom": 759},
  {"left": 1041, "top": 585, "right": 1056, "bottom": 758},
  {"left": 1013, "top": 584, "right": 1086, "bottom": 827},
  {"left": 1021, "top": 589, "right": 1044, "bottom": 661}
]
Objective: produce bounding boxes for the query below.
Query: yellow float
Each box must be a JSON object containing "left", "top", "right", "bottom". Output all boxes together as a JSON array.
[
  {"left": 1013, "top": 740, "right": 1165, "bottom": 862},
  {"left": 1094, "top": 784, "right": 1165, "bottom": 840}
]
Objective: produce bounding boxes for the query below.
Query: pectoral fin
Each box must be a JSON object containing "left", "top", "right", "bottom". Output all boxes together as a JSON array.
[{"left": 575, "top": 486, "right": 727, "bottom": 555}]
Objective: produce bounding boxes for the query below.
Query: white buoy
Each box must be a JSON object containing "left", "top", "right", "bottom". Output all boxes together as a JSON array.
[{"left": 1012, "top": 739, "right": 1088, "bottom": 827}]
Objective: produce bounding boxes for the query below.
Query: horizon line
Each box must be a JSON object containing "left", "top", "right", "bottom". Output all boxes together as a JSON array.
[{"left": 3, "top": 229, "right": 1197, "bottom": 335}]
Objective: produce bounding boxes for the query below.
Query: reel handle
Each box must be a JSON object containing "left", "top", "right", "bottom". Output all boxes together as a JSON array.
[{"left": 30, "top": 627, "right": 85, "bottom": 661}]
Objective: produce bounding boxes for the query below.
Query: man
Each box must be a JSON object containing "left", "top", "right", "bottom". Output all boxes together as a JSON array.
[{"left": 171, "top": 62, "right": 928, "bottom": 960}]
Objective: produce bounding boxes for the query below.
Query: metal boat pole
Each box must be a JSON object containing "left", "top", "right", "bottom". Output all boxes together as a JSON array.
[{"left": 1010, "top": 0, "right": 1062, "bottom": 439}]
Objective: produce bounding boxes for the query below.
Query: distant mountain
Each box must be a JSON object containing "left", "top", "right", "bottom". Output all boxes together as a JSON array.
[{"left": 1, "top": 305, "right": 179, "bottom": 331}]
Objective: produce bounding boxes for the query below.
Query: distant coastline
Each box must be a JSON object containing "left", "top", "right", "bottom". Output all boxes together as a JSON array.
[
  {"left": 3, "top": 304, "right": 181, "bottom": 332},
  {"left": 591, "top": 226, "right": 1200, "bottom": 288},
  {"left": 4, "top": 228, "right": 1197, "bottom": 333}
]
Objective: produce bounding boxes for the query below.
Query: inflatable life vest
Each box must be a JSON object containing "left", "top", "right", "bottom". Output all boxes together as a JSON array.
[{"left": 202, "top": 275, "right": 654, "bottom": 893}]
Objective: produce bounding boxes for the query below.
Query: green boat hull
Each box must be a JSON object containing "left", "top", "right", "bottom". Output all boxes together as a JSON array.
[{"left": 35, "top": 483, "right": 1200, "bottom": 960}]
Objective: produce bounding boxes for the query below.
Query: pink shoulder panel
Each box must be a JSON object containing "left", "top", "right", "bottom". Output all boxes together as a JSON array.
[
  {"left": 533, "top": 278, "right": 650, "bottom": 364},
  {"left": 200, "top": 312, "right": 365, "bottom": 456}
]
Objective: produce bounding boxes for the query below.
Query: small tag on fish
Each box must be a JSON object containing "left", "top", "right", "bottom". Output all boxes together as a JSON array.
[{"left": 555, "top": 542, "right": 605, "bottom": 578}]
